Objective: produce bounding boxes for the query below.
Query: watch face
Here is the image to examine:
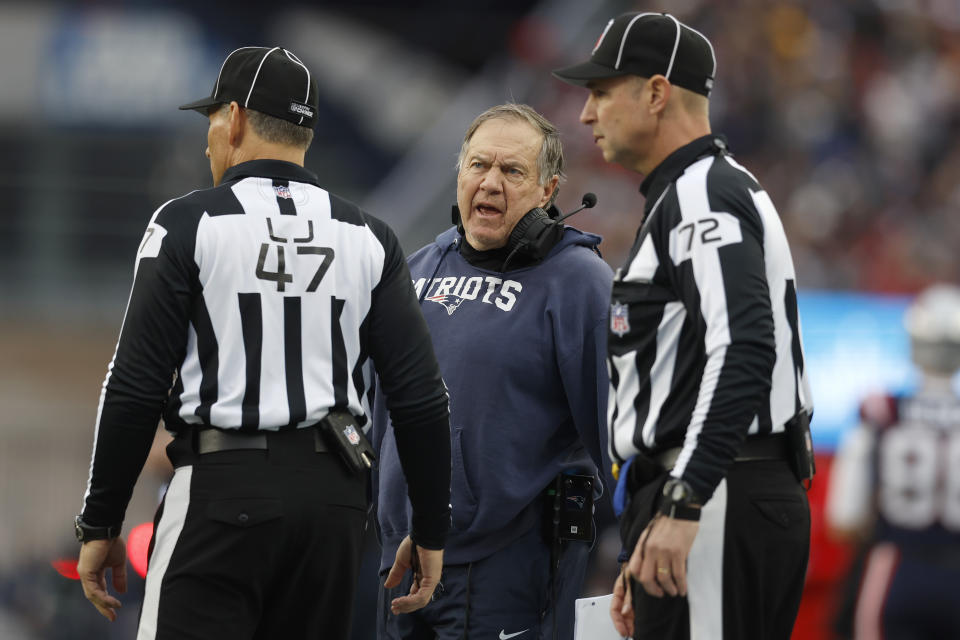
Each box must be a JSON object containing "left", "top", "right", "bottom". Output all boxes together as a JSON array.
[
  {"left": 664, "top": 480, "right": 689, "bottom": 502},
  {"left": 670, "top": 483, "right": 685, "bottom": 501}
]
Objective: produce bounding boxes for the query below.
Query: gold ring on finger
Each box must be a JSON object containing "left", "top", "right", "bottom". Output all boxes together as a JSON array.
[{"left": 657, "top": 567, "right": 669, "bottom": 574}]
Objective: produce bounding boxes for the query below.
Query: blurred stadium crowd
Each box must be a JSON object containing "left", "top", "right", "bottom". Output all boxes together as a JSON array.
[
  {"left": 543, "top": 0, "right": 960, "bottom": 292},
  {"left": 1, "top": 0, "right": 958, "bottom": 638},
  {"left": 718, "top": 0, "right": 960, "bottom": 293}
]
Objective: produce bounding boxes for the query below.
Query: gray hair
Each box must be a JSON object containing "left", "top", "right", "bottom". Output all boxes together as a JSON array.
[
  {"left": 246, "top": 109, "right": 314, "bottom": 150},
  {"left": 212, "top": 104, "right": 314, "bottom": 150},
  {"left": 456, "top": 103, "right": 565, "bottom": 205}
]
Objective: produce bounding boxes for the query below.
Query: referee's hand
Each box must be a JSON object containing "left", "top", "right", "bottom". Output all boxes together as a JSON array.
[
  {"left": 384, "top": 535, "right": 443, "bottom": 614},
  {"left": 77, "top": 537, "right": 128, "bottom": 622},
  {"left": 630, "top": 515, "right": 699, "bottom": 598}
]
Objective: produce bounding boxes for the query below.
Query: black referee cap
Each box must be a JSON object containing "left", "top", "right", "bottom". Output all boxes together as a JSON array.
[
  {"left": 180, "top": 46, "right": 319, "bottom": 128},
  {"left": 553, "top": 13, "right": 716, "bottom": 97}
]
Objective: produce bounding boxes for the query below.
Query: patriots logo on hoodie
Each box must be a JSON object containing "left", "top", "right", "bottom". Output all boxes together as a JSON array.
[{"left": 426, "top": 294, "right": 466, "bottom": 315}]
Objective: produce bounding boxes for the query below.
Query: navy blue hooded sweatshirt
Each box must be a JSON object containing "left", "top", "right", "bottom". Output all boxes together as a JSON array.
[{"left": 373, "top": 225, "right": 614, "bottom": 569}]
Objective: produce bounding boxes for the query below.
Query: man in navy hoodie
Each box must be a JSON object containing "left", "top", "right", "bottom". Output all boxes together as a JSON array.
[{"left": 375, "top": 103, "right": 614, "bottom": 640}]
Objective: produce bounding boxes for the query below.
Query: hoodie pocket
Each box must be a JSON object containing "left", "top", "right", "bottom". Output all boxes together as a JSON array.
[{"left": 450, "top": 426, "right": 478, "bottom": 532}]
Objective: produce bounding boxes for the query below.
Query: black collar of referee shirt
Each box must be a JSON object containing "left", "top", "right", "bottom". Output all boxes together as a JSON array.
[
  {"left": 639, "top": 134, "right": 728, "bottom": 215},
  {"left": 220, "top": 159, "right": 321, "bottom": 187}
]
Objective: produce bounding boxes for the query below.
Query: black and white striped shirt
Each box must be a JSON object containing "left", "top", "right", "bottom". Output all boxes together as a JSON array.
[
  {"left": 82, "top": 159, "right": 449, "bottom": 530},
  {"left": 608, "top": 135, "right": 813, "bottom": 502}
]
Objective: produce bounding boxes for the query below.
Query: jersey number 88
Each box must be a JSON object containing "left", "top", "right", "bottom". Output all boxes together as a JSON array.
[{"left": 878, "top": 426, "right": 960, "bottom": 532}]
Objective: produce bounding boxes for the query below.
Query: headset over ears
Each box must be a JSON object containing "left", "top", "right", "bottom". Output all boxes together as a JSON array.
[
  {"left": 505, "top": 205, "right": 565, "bottom": 263},
  {"left": 504, "top": 193, "right": 598, "bottom": 269},
  {"left": 451, "top": 193, "right": 597, "bottom": 270},
  {"left": 449, "top": 203, "right": 560, "bottom": 260}
]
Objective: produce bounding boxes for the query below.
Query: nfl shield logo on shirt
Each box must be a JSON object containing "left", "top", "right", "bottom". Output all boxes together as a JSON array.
[
  {"left": 610, "top": 301, "right": 630, "bottom": 337},
  {"left": 273, "top": 185, "right": 293, "bottom": 199},
  {"left": 343, "top": 425, "right": 361, "bottom": 446}
]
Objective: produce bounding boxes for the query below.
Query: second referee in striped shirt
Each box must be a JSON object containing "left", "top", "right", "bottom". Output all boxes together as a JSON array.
[
  {"left": 555, "top": 12, "right": 815, "bottom": 640},
  {"left": 75, "top": 47, "right": 450, "bottom": 638}
]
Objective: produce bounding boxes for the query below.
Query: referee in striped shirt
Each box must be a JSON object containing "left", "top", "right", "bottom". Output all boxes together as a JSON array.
[
  {"left": 74, "top": 47, "right": 450, "bottom": 639},
  {"left": 555, "top": 13, "right": 814, "bottom": 640}
]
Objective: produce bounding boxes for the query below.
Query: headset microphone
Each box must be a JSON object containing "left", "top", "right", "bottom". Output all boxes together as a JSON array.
[
  {"left": 502, "top": 192, "right": 599, "bottom": 271},
  {"left": 555, "top": 192, "right": 598, "bottom": 223}
]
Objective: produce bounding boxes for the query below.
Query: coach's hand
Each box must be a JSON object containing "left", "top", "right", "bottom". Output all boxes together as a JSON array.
[
  {"left": 610, "top": 564, "right": 635, "bottom": 638},
  {"left": 630, "top": 515, "right": 698, "bottom": 598},
  {"left": 78, "top": 537, "right": 128, "bottom": 621},
  {"left": 384, "top": 535, "right": 443, "bottom": 614}
]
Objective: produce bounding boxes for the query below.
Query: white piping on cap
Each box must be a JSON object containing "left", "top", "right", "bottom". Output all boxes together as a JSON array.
[
  {"left": 213, "top": 46, "right": 259, "bottom": 100},
  {"left": 664, "top": 14, "right": 682, "bottom": 81},
  {"left": 615, "top": 13, "right": 656, "bottom": 70},
  {"left": 593, "top": 18, "right": 615, "bottom": 55},
  {"left": 684, "top": 22, "right": 717, "bottom": 78},
  {"left": 245, "top": 47, "right": 282, "bottom": 108},
  {"left": 283, "top": 49, "right": 311, "bottom": 125}
]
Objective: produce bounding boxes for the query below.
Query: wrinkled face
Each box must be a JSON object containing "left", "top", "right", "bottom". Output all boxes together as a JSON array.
[
  {"left": 580, "top": 75, "right": 651, "bottom": 171},
  {"left": 456, "top": 118, "right": 556, "bottom": 251},
  {"left": 205, "top": 105, "right": 230, "bottom": 186}
]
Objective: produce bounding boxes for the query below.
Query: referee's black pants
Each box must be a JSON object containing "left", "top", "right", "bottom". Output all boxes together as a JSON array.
[
  {"left": 136, "top": 429, "right": 368, "bottom": 640},
  {"left": 624, "top": 459, "right": 810, "bottom": 640}
]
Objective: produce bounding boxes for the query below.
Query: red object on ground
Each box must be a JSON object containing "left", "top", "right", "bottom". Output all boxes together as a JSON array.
[
  {"left": 52, "top": 521, "right": 154, "bottom": 582},
  {"left": 792, "top": 453, "right": 855, "bottom": 640},
  {"left": 51, "top": 558, "right": 80, "bottom": 580},
  {"left": 128, "top": 521, "right": 154, "bottom": 579}
]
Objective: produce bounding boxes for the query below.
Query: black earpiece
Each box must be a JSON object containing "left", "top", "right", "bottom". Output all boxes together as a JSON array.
[
  {"left": 505, "top": 206, "right": 564, "bottom": 263},
  {"left": 502, "top": 193, "right": 598, "bottom": 270},
  {"left": 451, "top": 205, "right": 464, "bottom": 234},
  {"left": 452, "top": 193, "right": 598, "bottom": 271}
]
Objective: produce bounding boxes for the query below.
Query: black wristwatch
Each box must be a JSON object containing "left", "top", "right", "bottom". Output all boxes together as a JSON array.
[
  {"left": 657, "top": 478, "right": 702, "bottom": 521},
  {"left": 74, "top": 515, "right": 122, "bottom": 543}
]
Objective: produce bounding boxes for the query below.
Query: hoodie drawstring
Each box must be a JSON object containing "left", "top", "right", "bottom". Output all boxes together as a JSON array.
[{"left": 417, "top": 236, "right": 459, "bottom": 305}]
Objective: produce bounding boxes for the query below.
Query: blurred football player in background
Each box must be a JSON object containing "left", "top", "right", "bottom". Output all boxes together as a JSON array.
[{"left": 826, "top": 283, "right": 960, "bottom": 639}]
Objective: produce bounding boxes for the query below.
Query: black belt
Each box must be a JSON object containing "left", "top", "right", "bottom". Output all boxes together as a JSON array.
[
  {"left": 655, "top": 433, "right": 788, "bottom": 469},
  {"left": 735, "top": 433, "right": 789, "bottom": 461},
  {"left": 194, "top": 426, "right": 329, "bottom": 455}
]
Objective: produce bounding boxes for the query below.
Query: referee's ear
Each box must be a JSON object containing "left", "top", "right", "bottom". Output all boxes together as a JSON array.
[
  {"left": 226, "top": 101, "right": 246, "bottom": 147},
  {"left": 646, "top": 75, "right": 672, "bottom": 117}
]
